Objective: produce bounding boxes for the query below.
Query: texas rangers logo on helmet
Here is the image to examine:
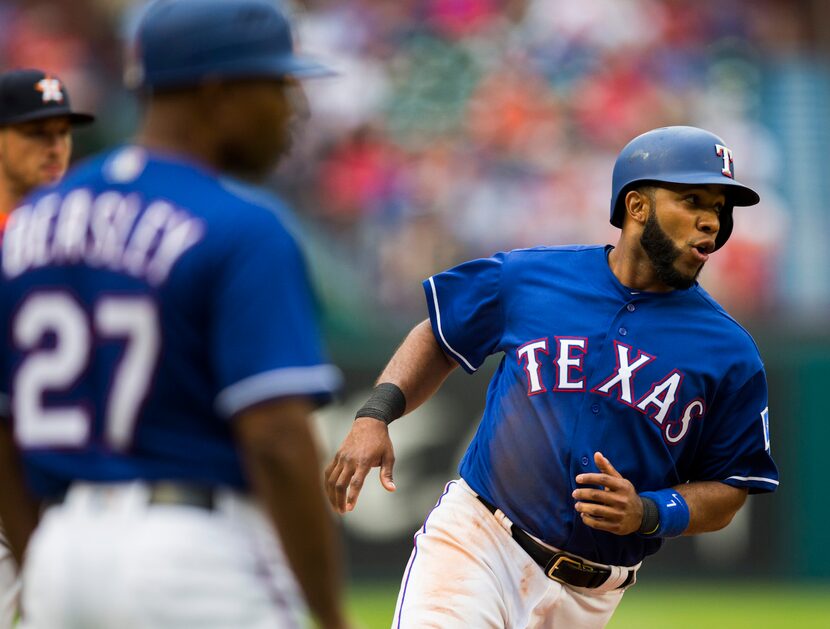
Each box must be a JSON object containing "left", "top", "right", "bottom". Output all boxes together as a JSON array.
[
  {"left": 35, "top": 77, "right": 64, "bottom": 103},
  {"left": 715, "top": 144, "right": 734, "bottom": 178}
]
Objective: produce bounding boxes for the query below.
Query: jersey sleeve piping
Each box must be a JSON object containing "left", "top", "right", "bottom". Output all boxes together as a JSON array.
[
  {"left": 723, "top": 475, "right": 779, "bottom": 493},
  {"left": 426, "top": 276, "right": 477, "bottom": 372},
  {"left": 725, "top": 474, "right": 779, "bottom": 486},
  {"left": 215, "top": 364, "right": 343, "bottom": 418}
]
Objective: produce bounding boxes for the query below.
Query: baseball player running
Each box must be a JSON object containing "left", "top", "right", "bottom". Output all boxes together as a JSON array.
[
  {"left": 326, "top": 126, "right": 779, "bottom": 628},
  {"left": 0, "top": 1, "right": 351, "bottom": 628},
  {"left": 0, "top": 68, "right": 93, "bottom": 629}
]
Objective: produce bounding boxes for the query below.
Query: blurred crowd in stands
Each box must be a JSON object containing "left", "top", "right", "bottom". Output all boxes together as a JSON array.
[{"left": 0, "top": 0, "right": 813, "bottom": 324}]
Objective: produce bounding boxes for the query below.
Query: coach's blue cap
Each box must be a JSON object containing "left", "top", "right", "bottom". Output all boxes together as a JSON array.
[{"left": 125, "top": 0, "right": 334, "bottom": 91}]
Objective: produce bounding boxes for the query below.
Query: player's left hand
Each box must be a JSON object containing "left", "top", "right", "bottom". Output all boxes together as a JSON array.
[
  {"left": 324, "top": 418, "right": 396, "bottom": 514},
  {"left": 572, "top": 451, "right": 643, "bottom": 536}
]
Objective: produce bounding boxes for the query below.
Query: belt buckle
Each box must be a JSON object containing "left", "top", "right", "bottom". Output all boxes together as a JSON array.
[
  {"left": 545, "top": 552, "right": 594, "bottom": 583},
  {"left": 149, "top": 483, "right": 215, "bottom": 510}
]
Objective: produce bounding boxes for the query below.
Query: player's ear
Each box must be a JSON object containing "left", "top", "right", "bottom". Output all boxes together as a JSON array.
[{"left": 624, "top": 189, "right": 650, "bottom": 226}]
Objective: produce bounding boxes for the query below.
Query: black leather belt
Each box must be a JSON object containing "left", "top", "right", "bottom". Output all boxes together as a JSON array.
[
  {"left": 476, "top": 494, "right": 635, "bottom": 589},
  {"left": 46, "top": 482, "right": 216, "bottom": 511}
]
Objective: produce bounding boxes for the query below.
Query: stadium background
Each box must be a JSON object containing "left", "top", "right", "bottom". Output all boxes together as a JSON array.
[{"left": 1, "top": 0, "right": 828, "bottom": 626}]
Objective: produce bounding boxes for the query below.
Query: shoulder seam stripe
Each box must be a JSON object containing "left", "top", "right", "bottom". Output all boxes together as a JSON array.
[
  {"left": 428, "top": 276, "right": 476, "bottom": 372},
  {"left": 725, "top": 475, "right": 779, "bottom": 486},
  {"left": 215, "top": 364, "right": 343, "bottom": 417}
]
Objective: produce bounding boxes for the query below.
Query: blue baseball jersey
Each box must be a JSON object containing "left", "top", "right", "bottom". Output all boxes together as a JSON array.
[
  {"left": 0, "top": 146, "right": 341, "bottom": 498},
  {"left": 424, "top": 245, "right": 778, "bottom": 566}
]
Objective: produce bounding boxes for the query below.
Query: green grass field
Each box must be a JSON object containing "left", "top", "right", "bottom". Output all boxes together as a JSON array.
[{"left": 346, "top": 581, "right": 830, "bottom": 628}]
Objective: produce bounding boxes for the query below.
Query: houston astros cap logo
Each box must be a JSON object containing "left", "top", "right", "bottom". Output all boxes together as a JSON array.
[
  {"left": 0, "top": 69, "right": 94, "bottom": 126},
  {"left": 35, "top": 77, "right": 64, "bottom": 104},
  {"left": 714, "top": 144, "right": 734, "bottom": 178}
]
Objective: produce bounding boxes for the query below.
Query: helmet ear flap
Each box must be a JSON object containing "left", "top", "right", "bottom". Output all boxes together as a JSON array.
[
  {"left": 610, "top": 198, "right": 626, "bottom": 228},
  {"left": 714, "top": 206, "right": 733, "bottom": 251},
  {"left": 610, "top": 184, "right": 634, "bottom": 228}
]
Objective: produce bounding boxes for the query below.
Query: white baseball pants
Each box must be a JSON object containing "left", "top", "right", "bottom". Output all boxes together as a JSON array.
[
  {"left": 0, "top": 530, "right": 19, "bottom": 629},
  {"left": 392, "top": 479, "right": 638, "bottom": 629},
  {"left": 19, "top": 482, "right": 305, "bottom": 629}
]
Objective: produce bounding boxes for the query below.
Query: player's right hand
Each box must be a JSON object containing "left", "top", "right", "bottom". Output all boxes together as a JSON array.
[{"left": 324, "top": 417, "right": 396, "bottom": 514}]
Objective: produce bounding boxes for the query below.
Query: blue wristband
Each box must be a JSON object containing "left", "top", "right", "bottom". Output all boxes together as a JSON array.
[{"left": 638, "top": 489, "right": 690, "bottom": 538}]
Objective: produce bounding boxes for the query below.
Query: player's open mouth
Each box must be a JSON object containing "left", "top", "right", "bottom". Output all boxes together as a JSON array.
[{"left": 690, "top": 240, "right": 715, "bottom": 262}]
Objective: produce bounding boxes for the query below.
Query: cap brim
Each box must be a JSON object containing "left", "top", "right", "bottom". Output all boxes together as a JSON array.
[
  {"left": 1, "top": 109, "right": 95, "bottom": 126},
  {"left": 724, "top": 183, "right": 760, "bottom": 207},
  {"left": 659, "top": 172, "right": 760, "bottom": 207},
  {"left": 138, "top": 53, "right": 337, "bottom": 90},
  {"left": 277, "top": 55, "right": 337, "bottom": 79},
  {"left": 67, "top": 112, "right": 96, "bottom": 126}
]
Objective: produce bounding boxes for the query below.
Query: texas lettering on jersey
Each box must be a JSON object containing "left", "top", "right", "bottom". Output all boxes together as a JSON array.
[
  {"left": 423, "top": 245, "right": 779, "bottom": 566},
  {"left": 518, "top": 338, "right": 701, "bottom": 444}
]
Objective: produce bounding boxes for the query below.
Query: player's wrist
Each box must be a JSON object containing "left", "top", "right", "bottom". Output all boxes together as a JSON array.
[
  {"left": 354, "top": 382, "right": 406, "bottom": 425},
  {"left": 638, "top": 496, "right": 660, "bottom": 535},
  {"left": 637, "top": 489, "right": 690, "bottom": 538}
]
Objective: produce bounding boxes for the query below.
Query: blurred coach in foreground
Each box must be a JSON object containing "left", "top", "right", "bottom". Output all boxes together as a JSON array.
[{"left": 0, "top": 1, "right": 351, "bottom": 628}]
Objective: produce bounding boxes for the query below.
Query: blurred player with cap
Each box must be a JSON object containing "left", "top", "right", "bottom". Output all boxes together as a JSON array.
[
  {"left": 0, "top": 1, "right": 351, "bottom": 628},
  {"left": 0, "top": 67, "right": 93, "bottom": 629},
  {"left": 0, "top": 68, "right": 94, "bottom": 229}
]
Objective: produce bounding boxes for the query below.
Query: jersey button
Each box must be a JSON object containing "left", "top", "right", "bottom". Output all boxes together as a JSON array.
[
  {"left": 591, "top": 403, "right": 600, "bottom": 414},
  {"left": 581, "top": 456, "right": 590, "bottom": 466},
  {"left": 619, "top": 327, "right": 627, "bottom": 336},
  {"left": 627, "top": 303, "right": 636, "bottom": 312}
]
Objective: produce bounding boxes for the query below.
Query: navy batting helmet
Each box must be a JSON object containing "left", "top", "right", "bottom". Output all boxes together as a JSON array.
[
  {"left": 125, "top": 0, "right": 333, "bottom": 91},
  {"left": 610, "top": 126, "right": 760, "bottom": 250}
]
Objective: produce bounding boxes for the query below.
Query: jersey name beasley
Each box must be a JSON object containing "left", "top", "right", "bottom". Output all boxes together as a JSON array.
[{"left": 423, "top": 245, "right": 778, "bottom": 567}]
